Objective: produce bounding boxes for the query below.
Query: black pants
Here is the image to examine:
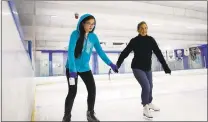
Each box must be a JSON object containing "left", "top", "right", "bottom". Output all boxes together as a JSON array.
[
  {"left": 64, "top": 68, "right": 96, "bottom": 115},
  {"left": 132, "top": 69, "right": 153, "bottom": 106}
]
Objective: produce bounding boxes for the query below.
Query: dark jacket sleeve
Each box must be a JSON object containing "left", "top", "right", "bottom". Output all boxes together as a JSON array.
[
  {"left": 116, "top": 39, "right": 134, "bottom": 68},
  {"left": 151, "top": 37, "right": 171, "bottom": 73}
]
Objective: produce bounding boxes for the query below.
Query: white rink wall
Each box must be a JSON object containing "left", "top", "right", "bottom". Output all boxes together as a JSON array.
[
  {"left": 2, "top": 1, "right": 35, "bottom": 121},
  {"left": 34, "top": 69, "right": 207, "bottom": 85},
  {"left": 0, "top": 1, "right": 2, "bottom": 120}
]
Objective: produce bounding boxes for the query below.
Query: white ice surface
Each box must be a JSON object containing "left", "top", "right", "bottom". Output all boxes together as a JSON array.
[{"left": 35, "top": 72, "right": 207, "bottom": 121}]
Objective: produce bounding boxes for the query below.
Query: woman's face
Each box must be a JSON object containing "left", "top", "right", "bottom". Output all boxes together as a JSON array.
[
  {"left": 138, "top": 24, "right": 148, "bottom": 36},
  {"left": 83, "top": 19, "right": 95, "bottom": 33}
]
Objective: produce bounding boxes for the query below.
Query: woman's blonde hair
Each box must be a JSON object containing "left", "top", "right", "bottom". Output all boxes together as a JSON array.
[{"left": 137, "top": 21, "right": 147, "bottom": 31}]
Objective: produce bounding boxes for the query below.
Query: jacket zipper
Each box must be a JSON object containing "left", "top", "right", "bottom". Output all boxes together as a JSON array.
[{"left": 79, "top": 36, "right": 88, "bottom": 71}]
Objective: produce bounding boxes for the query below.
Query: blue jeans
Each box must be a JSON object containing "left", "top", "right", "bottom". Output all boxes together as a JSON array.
[{"left": 132, "top": 69, "right": 153, "bottom": 106}]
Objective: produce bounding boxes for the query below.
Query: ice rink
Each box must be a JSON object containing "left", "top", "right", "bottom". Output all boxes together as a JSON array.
[
  {"left": 2, "top": 1, "right": 207, "bottom": 121},
  {"left": 34, "top": 69, "right": 207, "bottom": 121}
]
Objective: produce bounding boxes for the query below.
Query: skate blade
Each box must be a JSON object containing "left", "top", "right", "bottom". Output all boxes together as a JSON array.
[
  {"left": 149, "top": 108, "right": 160, "bottom": 112},
  {"left": 87, "top": 118, "right": 99, "bottom": 122},
  {"left": 143, "top": 116, "right": 153, "bottom": 121},
  {"left": 143, "top": 113, "right": 153, "bottom": 119}
]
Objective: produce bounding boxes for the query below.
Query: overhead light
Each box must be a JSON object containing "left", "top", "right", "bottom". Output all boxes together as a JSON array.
[
  {"left": 152, "top": 23, "right": 161, "bottom": 26},
  {"left": 51, "top": 15, "right": 57, "bottom": 18},
  {"left": 186, "top": 26, "right": 194, "bottom": 29}
]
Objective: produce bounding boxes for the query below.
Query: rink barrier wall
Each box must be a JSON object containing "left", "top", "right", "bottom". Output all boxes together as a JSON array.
[
  {"left": 36, "top": 50, "right": 121, "bottom": 75},
  {"left": 2, "top": 1, "right": 35, "bottom": 121},
  {"left": 36, "top": 44, "right": 207, "bottom": 77}
]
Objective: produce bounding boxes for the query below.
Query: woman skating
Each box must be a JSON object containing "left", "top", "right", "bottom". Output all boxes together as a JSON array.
[{"left": 116, "top": 21, "right": 171, "bottom": 118}]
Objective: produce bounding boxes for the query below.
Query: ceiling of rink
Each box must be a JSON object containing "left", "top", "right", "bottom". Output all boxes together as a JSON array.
[{"left": 14, "top": 1, "right": 207, "bottom": 50}]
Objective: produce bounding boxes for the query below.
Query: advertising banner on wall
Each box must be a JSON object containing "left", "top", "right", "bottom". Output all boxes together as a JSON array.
[
  {"left": 175, "top": 49, "right": 184, "bottom": 60},
  {"left": 167, "top": 50, "right": 175, "bottom": 61},
  {"left": 189, "top": 47, "right": 201, "bottom": 61}
]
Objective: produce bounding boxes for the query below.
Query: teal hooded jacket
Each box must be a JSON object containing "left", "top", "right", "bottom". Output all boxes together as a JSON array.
[{"left": 65, "top": 14, "right": 112, "bottom": 73}]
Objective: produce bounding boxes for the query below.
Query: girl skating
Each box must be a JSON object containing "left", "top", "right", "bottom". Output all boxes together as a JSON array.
[{"left": 63, "top": 14, "right": 118, "bottom": 122}]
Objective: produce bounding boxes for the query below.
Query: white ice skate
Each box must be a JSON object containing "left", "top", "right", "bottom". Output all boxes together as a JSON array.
[
  {"left": 148, "top": 103, "right": 160, "bottom": 111},
  {"left": 143, "top": 105, "right": 153, "bottom": 118}
]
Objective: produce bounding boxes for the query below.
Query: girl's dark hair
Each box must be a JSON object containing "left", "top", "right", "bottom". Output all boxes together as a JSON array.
[
  {"left": 137, "top": 21, "right": 147, "bottom": 31},
  {"left": 75, "top": 16, "right": 95, "bottom": 58}
]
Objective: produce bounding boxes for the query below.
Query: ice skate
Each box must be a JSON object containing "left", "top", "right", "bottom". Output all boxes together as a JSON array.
[
  {"left": 149, "top": 103, "right": 160, "bottom": 111},
  {"left": 62, "top": 114, "right": 71, "bottom": 122},
  {"left": 143, "top": 105, "right": 153, "bottom": 118},
  {"left": 87, "top": 110, "right": 100, "bottom": 122}
]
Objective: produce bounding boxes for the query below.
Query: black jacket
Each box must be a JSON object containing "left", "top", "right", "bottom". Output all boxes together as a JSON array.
[{"left": 116, "top": 34, "right": 171, "bottom": 73}]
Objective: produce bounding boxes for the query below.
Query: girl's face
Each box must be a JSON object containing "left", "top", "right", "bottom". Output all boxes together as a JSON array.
[{"left": 83, "top": 19, "right": 95, "bottom": 33}]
